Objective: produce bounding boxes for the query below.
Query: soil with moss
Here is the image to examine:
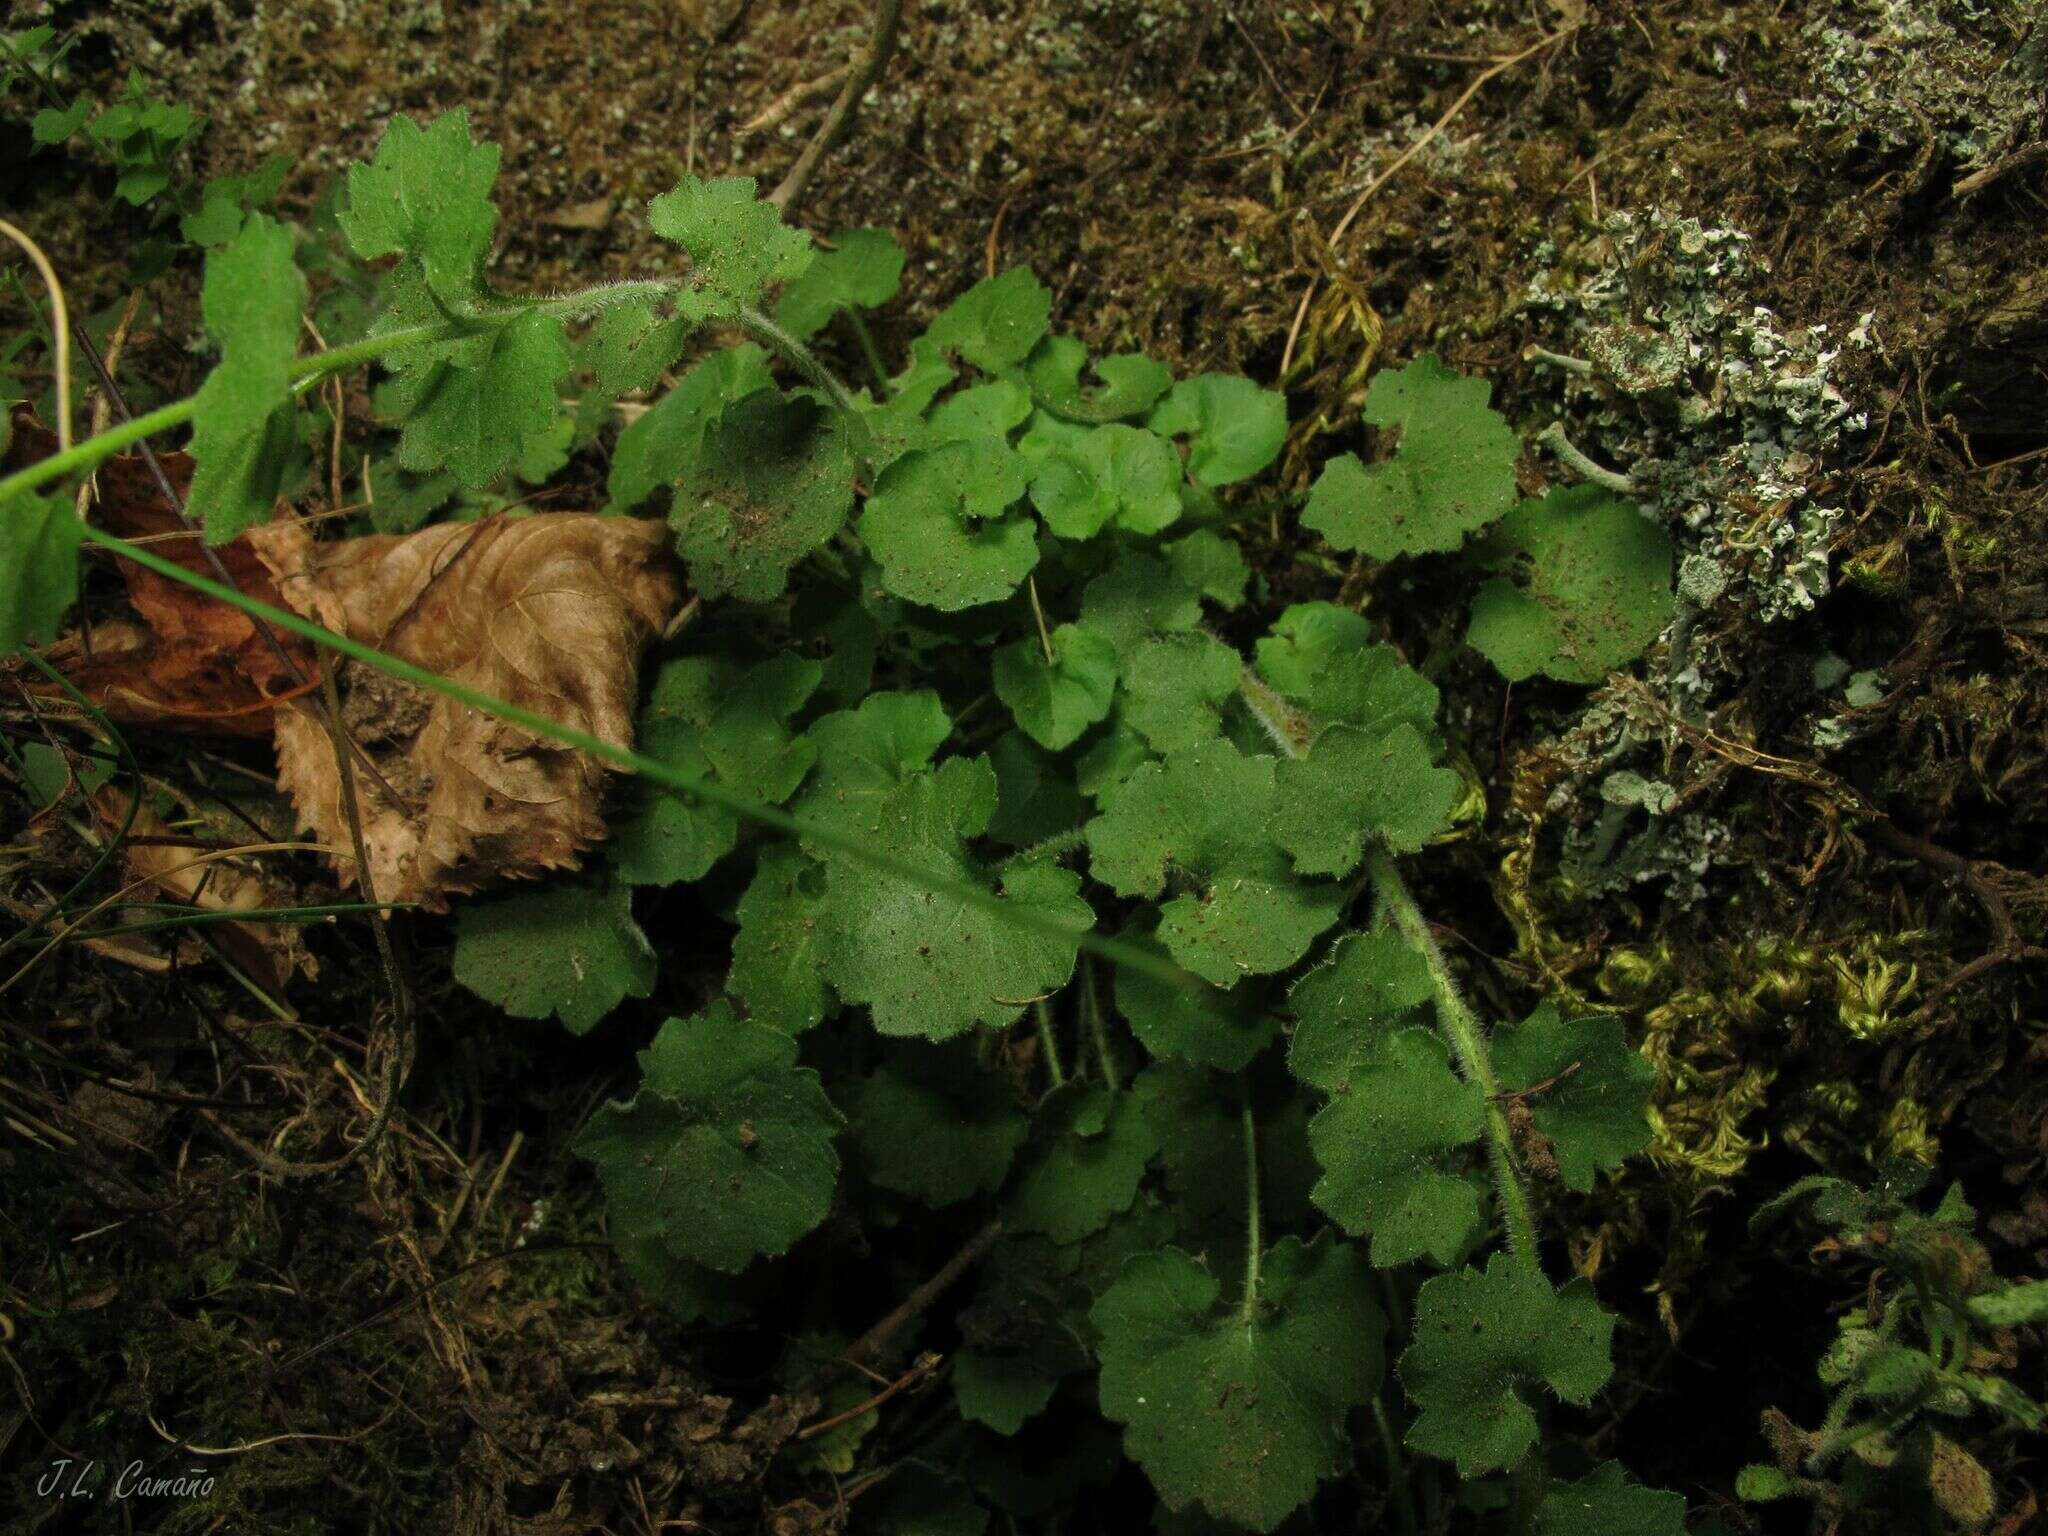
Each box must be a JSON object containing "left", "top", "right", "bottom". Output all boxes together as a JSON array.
[{"left": 3, "top": 0, "right": 2045, "bottom": 1532}]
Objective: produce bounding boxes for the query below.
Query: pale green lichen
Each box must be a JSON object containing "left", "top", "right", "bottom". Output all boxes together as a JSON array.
[
  {"left": 1810, "top": 663, "right": 1887, "bottom": 749},
  {"left": 1521, "top": 693, "right": 1734, "bottom": 909},
  {"left": 1524, "top": 208, "right": 1866, "bottom": 629},
  {"left": 1795, "top": 0, "right": 2045, "bottom": 173}
]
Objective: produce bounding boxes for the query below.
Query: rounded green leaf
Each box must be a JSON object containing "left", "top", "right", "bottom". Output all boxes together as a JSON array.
[
  {"left": 1148, "top": 375, "right": 1287, "bottom": 487},
  {"left": 1022, "top": 335, "right": 1173, "bottom": 422},
  {"left": 857, "top": 441, "right": 1040, "bottom": 611},
  {"left": 849, "top": 1041, "right": 1028, "bottom": 1207},
  {"left": 452, "top": 877, "right": 655, "bottom": 1034},
  {"left": 1028, "top": 423, "right": 1182, "bottom": 539},
  {"left": 606, "top": 344, "right": 775, "bottom": 512},
  {"left": 574, "top": 1002, "right": 843, "bottom": 1273},
  {"left": 815, "top": 767, "right": 1093, "bottom": 1040},
  {"left": 1307, "top": 1027, "right": 1485, "bottom": 1267},
  {"left": 1400, "top": 1254, "right": 1616, "bottom": 1477},
  {"left": 648, "top": 174, "right": 813, "bottom": 314},
  {"left": 394, "top": 307, "right": 572, "bottom": 490},
  {"left": 1287, "top": 926, "right": 1434, "bottom": 1091},
  {"left": 1299, "top": 354, "right": 1519, "bottom": 559},
  {"left": 774, "top": 227, "right": 905, "bottom": 338},
  {"left": 1491, "top": 1003, "right": 1655, "bottom": 1192},
  {"left": 1092, "top": 1237, "right": 1386, "bottom": 1531},
  {"left": 188, "top": 213, "right": 307, "bottom": 543},
  {"left": 927, "top": 267, "right": 1052, "bottom": 372},
  {"left": 340, "top": 109, "right": 500, "bottom": 303},
  {"left": 612, "top": 654, "right": 820, "bottom": 887},
  {"left": 993, "top": 624, "right": 1118, "bottom": 750},
  {"left": 1122, "top": 633, "right": 1241, "bottom": 753},
  {"left": 1269, "top": 721, "right": 1461, "bottom": 875},
  {"left": 1007, "top": 1082, "right": 1159, "bottom": 1242},
  {"left": 671, "top": 387, "right": 859, "bottom": 602},
  {"left": 728, "top": 843, "right": 835, "bottom": 1032},
  {"left": 1536, "top": 1463, "right": 1688, "bottom": 1536},
  {"left": 1116, "top": 919, "right": 1277, "bottom": 1071},
  {"left": 1466, "top": 486, "right": 1675, "bottom": 684},
  {"left": 1087, "top": 741, "right": 1342, "bottom": 986}
]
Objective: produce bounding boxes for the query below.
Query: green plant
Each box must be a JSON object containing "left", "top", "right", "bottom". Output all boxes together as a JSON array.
[
  {"left": 1740, "top": 1169, "right": 2047, "bottom": 1533},
  {"left": 6, "top": 26, "right": 290, "bottom": 255},
  {"left": 1, "top": 108, "right": 1693, "bottom": 1530}
]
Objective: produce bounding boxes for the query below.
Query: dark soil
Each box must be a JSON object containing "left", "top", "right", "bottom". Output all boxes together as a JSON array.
[{"left": 3, "top": 0, "right": 2044, "bottom": 1532}]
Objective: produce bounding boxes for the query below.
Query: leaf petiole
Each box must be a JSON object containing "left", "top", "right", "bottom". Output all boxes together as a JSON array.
[
  {"left": 843, "top": 309, "right": 891, "bottom": 395},
  {"left": 1034, "top": 999, "right": 1067, "bottom": 1088},
  {"left": 1240, "top": 1078, "right": 1263, "bottom": 1323},
  {"left": 0, "top": 321, "right": 443, "bottom": 507},
  {"left": 1367, "top": 845, "right": 1541, "bottom": 1273}
]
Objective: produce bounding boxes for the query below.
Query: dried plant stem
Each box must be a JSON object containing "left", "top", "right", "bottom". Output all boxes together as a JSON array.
[
  {"left": 1281, "top": 24, "right": 1577, "bottom": 375},
  {"left": 0, "top": 218, "right": 71, "bottom": 449},
  {"left": 768, "top": 0, "right": 905, "bottom": 217},
  {"left": 825, "top": 1216, "right": 1004, "bottom": 1385}
]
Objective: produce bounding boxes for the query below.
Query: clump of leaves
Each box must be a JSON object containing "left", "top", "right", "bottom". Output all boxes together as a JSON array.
[
  {"left": 0, "top": 106, "right": 1700, "bottom": 1534},
  {"left": 1740, "top": 1169, "right": 2047, "bottom": 1533},
  {"left": 1301, "top": 356, "right": 1675, "bottom": 683}
]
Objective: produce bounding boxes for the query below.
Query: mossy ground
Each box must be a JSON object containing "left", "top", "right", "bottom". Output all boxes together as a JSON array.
[{"left": 3, "top": 0, "right": 2044, "bottom": 1531}]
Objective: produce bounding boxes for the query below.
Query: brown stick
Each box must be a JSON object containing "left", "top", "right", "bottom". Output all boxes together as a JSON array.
[
  {"left": 822, "top": 1217, "right": 1003, "bottom": 1386},
  {"left": 767, "top": 0, "right": 905, "bottom": 218},
  {"left": 1869, "top": 822, "right": 2048, "bottom": 1026}
]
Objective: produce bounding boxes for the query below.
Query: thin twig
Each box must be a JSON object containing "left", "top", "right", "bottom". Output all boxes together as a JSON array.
[
  {"left": 795, "top": 1353, "right": 941, "bottom": 1441},
  {"left": 738, "top": 62, "right": 851, "bottom": 137},
  {"left": 816, "top": 1219, "right": 1003, "bottom": 1389},
  {"left": 1280, "top": 24, "right": 1576, "bottom": 375},
  {"left": 1870, "top": 823, "right": 2048, "bottom": 1026},
  {"left": 768, "top": 0, "right": 905, "bottom": 217},
  {"left": 76, "top": 291, "right": 144, "bottom": 520},
  {"left": 301, "top": 641, "right": 414, "bottom": 1177},
  {"left": 265, "top": 1242, "right": 613, "bottom": 1376}
]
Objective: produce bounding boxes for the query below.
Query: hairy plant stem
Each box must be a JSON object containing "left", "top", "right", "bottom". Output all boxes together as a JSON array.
[
  {"left": 1235, "top": 665, "right": 1312, "bottom": 759},
  {"left": 1366, "top": 846, "right": 1541, "bottom": 1272},
  {"left": 71, "top": 528, "right": 1209, "bottom": 996},
  {"left": 845, "top": 310, "right": 891, "bottom": 394},
  {"left": 1371, "top": 1398, "right": 1420, "bottom": 1536},
  {"left": 1034, "top": 1000, "right": 1067, "bottom": 1088},
  {"left": 1240, "top": 1079, "right": 1264, "bottom": 1323},
  {"left": 737, "top": 304, "right": 860, "bottom": 415},
  {"left": 1081, "top": 960, "right": 1120, "bottom": 1092},
  {"left": 1536, "top": 420, "right": 1635, "bottom": 495},
  {"left": 0, "top": 324, "right": 440, "bottom": 505},
  {"left": 1, "top": 276, "right": 865, "bottom": 508},
  {"left": 1236, "top": 658, "right": 1543, "bottom": 1270}
]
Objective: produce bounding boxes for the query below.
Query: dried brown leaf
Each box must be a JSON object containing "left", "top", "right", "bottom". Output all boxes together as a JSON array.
[
  {"left": 246, "top": 513, "right": 681, "bottom": 909},
  {"left": 7, "top": 411, "right": 317, "bottom": 737},
  {"left": 87, "top": 787, "right": 314, "bottom": 996}
]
